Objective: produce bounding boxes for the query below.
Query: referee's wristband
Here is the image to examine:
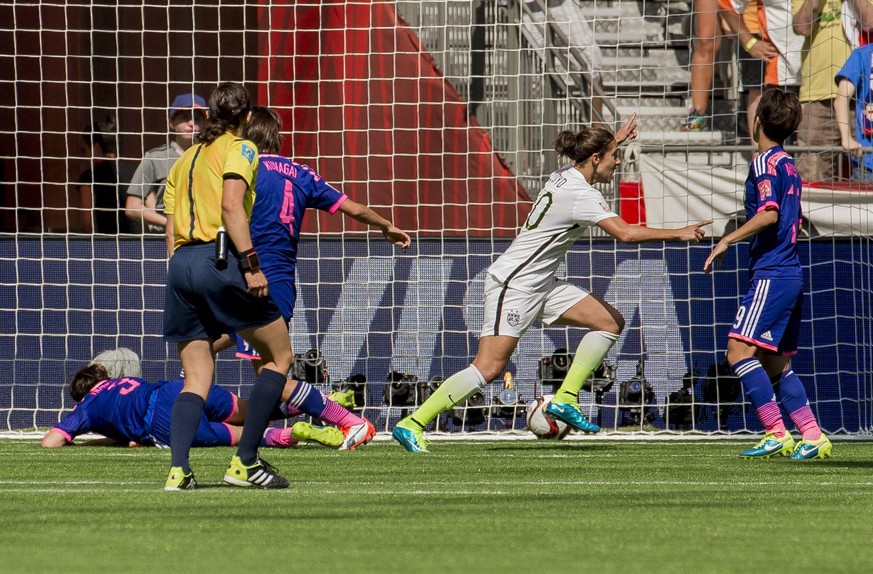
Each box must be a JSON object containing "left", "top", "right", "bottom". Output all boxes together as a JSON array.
[
  {"left": 743, "top": 37, "right": 759, "bottom": 53},
  {"left": 238, "top": 248, "right": 261, "bottom": 273}
]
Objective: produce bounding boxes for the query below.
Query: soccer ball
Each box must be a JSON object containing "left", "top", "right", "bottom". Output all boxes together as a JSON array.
[{"left": 526, "top": 394, "right": 571, "bottom": 440}]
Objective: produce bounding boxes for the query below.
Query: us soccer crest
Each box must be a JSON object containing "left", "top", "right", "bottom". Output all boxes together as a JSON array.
[{"left": 506, "top": 309, "right": 521, "bottom": 327}]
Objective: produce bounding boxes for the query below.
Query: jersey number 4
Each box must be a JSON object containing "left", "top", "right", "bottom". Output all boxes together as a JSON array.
[{"left": 280, "top": 180, "right": 296, "bottom": 234}]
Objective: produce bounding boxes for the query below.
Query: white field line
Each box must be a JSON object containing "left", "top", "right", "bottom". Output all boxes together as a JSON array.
[
  {"left": 4, "top": 431, "right": 872, "bottom": 442},
  {"left": 3, "top": 479, "right": 873, "bottom": 493}
]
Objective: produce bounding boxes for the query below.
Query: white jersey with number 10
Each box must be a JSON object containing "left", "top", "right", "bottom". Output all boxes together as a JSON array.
[{"left": 487, "top": 164, "right": 618, "bottom": 293}]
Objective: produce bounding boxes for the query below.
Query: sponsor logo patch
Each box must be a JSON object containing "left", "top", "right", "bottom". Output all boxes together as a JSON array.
[{"left": 758, "top": 180, "right": 772, "bottom": 202}]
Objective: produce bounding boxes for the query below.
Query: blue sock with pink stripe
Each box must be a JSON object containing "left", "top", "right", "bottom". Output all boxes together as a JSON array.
[
  {"left": 280, "top": 384, "right": 363, "bottom": 428},
  {"left": 778, "top": 369, "right": 822, "bottom": 440},
  {"left": 284, "top": 380, "right": 326, "bottom": 418},
  {"left": 732, "top": 357, "right": 786, "bottom": 436}
]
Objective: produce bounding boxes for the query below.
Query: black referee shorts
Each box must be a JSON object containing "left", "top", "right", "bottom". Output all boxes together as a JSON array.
[{"left": 163, "top": 243, "right": 282, "bottom": 343}]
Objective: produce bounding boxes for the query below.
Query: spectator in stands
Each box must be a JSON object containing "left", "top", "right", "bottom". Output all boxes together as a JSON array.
[
  {"left": 521, "top": 0, "right": 605, "bottom": 122},
  {"left": 792, "top": 0, "right": 873, "bottom": 182},
  {"left": 77, "top": 114, "right": 136, "bottom": 234},
  {"left": 392, "top": 114, "right": 712, "bottom": 453},
  {"left": 125, "top": 93, "right": 206, "bottom": 233},
  {"left": 719, "top": 0, "right": 778, "bottom": 140},
  {"left": 162, "top": 82, "right": 292, "bottom": 490},
  {"left": 684, "top": 0, "right": 723, "bottom": 131},
  {"left": 719, "top": 0, "right": 776, "bottom": 143},
  {"left": 687, "top": 0, "right": 803, "bottom": 133},
  {"left": 835, "top": 41, "right": 873, "bottom": 179},
  {"left": 41, "top": 363, "right": 347, "bottom": 450}
]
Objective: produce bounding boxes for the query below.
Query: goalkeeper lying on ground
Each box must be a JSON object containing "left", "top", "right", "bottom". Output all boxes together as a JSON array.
[{"left": 41, "top": 360, "right": 356, "bottom": 450}]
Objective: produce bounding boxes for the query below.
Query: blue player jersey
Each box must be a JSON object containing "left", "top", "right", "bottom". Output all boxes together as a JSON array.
[
  {"left": 52, "top": 377, "right": 164, "bottom": 444},
  {"left": 744, "top": 146, "right": 803, "bottom": 278},
  {"left": 835, "top": 45, "right": 873, "bottom": 172},
  {"left": 249, "top": 155, "right": 347, "bottom": 284}
]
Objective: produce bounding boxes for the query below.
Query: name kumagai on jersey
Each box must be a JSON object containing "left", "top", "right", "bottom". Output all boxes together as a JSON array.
[
  {"left": 488, "top": 164, "right": 618, "bottom": 292},
  {"left": 249, "top": 154, "right": 347, "bottom": 284}
]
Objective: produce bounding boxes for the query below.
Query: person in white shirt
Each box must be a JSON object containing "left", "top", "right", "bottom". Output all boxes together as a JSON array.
[{"left": 393, "top": 114, "right": 712, "bottom": 452}]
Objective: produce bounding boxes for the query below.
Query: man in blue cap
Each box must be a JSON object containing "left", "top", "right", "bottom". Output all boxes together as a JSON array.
[{"left": 125, "top": 93, "right": 207, "bottom": 233}]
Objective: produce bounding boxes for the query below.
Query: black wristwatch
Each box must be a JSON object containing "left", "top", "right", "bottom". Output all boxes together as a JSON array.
[{"left": 238, "top": 248, "right": 261, "bottom": 273}]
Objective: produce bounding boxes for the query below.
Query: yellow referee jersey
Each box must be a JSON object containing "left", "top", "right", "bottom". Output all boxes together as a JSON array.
[{"left": 165, "top": 132, "right": 259, "bottom": 250}]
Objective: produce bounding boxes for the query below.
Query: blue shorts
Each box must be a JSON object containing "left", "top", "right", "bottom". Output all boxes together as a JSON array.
[
  {"left": 230, "top": 277, "right": 297, "bottom": 361},
  {"left": 265, "top": 278, "right": 297, "bottom": 323},
  {"left": 728, "top": 276, "right": 802, "bottom": 355},
  {"left": 164, "top": 243, "right": 282, "bottom": 342},
  {"left": 148, "top": 380, "right": 238, "bottom": 447}
]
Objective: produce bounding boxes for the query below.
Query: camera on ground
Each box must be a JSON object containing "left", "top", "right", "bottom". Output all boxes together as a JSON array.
[{"left": 538, "top": 348, "right": 573, "bottom": 391}]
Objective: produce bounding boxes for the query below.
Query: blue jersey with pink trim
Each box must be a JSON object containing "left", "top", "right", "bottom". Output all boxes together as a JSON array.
[
  {"left": 744, "top": 146, "right": 803, "bottom": 278},
  {"left": 53, "top": 378, "right": 163, "bottom": 444},
  {"left": 250, "top": 155, "right": 347, "bottom": 284}
]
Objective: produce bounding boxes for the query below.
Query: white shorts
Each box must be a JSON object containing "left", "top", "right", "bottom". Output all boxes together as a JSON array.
[{"left": 480, "top": 274, "right": 589, "bottom": 338}]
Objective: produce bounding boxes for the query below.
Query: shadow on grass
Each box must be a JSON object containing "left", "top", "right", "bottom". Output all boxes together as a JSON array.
[
  {"left": 817, "top": 459, "right": 873, "bottom": 469},
  {"left": 484, "top": 443, "right": 614, "bottom": 452}
]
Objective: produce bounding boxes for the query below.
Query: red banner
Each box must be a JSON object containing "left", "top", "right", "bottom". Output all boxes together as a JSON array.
[{"left": 257, "top": 0, "right": 527, "bottom": 236}]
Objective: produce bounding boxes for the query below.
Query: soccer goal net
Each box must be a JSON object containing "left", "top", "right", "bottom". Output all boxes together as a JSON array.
[{"left": 1, "top": 0, "right": 871, "bottom": 437}]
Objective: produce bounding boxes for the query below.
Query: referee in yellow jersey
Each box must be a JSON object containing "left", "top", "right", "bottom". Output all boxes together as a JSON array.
[{"left": 162, "top": 82, "right": 292, "bottom": 490}]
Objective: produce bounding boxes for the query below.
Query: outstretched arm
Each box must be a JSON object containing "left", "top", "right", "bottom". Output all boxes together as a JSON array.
[
  {"left": 338, "top": 199, "right": 411, "bottom": 251},
  {"left": 703, "top": 209, "right": 778, "bottom": 273},
  {"left": 597, "top": 216, "right": 711, "bottom": 244},
  {"left": 41, "top": 429, "right": 71, "bottom": 448}
]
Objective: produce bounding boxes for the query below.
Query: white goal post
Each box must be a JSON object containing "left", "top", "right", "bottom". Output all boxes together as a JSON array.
[{"left": 1, "top": 0, "right": 871, "bottom": 437}]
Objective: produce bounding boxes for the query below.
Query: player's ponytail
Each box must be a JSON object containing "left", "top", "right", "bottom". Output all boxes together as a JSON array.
[
  {"left": 69, "top": 364, "right": 111, "bottom": 402},
  {"left": 554, "top": 126, "right": 615, "bottom": 164},
  {"left": 197, "top": 82, "right": 252, "bottom": 145}
]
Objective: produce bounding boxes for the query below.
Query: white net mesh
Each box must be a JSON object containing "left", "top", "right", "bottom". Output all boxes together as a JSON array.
[{"left": 1, "top": 0, "right": 871, "bottom": 436}]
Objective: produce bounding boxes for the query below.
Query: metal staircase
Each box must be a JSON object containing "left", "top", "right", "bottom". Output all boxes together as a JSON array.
[{"left": 395, "top": 0, "right": 738, "bottom": 184}]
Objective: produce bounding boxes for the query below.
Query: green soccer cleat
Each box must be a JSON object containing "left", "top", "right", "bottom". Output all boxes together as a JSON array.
[
  {"left": 328, "top": 389, "right": 357, "bottom": 409},
  {"left": 392, "top": 420, "right": 429, "bottom": 453},
  {"left": 224, "top": 455, "right": 289, "bottom": 489},
  {"left": 739, "top": 431, "right": 796, "bottom": 459},
  {"left": 789, "top": 435, "right": 833, "bottom": 460},
  {"left": 164, "top": 466, "right": 196, "bottom": 491},
  {"left": 291, "top": 421, "right": 344, "bottom": 448}
]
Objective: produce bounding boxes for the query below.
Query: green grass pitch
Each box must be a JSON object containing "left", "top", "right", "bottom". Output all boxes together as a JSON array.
[{"left": 2, "top": 439, "right": 873, "bottom": 573}]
